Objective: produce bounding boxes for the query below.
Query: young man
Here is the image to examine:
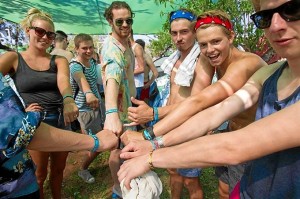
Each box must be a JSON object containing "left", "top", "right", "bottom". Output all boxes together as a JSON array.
[
  {"left": 50, "top": 30, "right": 73, "bottom": 62},
  {"left": 135, "top": 39, "right": 159, "bottom": 104},
  {"left": 69, "top": 34, "right": 102, "bottom": 183},
  {"left": 101, "top": 1, "right": 136, "bottom": 198},
  {"left": 119, "top": 0, "right": 300, "bottom": 198}
]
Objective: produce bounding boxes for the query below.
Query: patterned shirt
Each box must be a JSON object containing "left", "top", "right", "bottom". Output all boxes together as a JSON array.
[{"left": 101, "top": 35, "right": 133, "bottom": 124}]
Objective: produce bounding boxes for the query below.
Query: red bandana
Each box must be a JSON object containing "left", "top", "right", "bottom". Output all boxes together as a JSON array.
[{"left": 194, "top": 16, "right": 233, "bottom": 31}]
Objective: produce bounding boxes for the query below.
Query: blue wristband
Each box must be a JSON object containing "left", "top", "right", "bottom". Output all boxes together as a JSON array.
[
  {"left": 105, "top": 108, "right": 118, "bottom": 115},
  {"left": 153, "top": 107, "right": 159, "bottom": 121},
  {"left": 63, "top": 94, "right": 73, "bottom": 100},
  {"left": 143, "top": 129, "right": 152, "bottom": 140},
  {"left": 89, "top": 133, "right": 99, "bottom": 152}
]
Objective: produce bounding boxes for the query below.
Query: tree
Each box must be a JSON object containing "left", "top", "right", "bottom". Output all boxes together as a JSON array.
[{"left": 150, "top": 0, "right": 265, "bottom": 57}]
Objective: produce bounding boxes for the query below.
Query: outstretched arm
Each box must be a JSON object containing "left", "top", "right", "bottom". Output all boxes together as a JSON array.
[{"left": 118, "top": 99, "right": 300, "bottom": 189}]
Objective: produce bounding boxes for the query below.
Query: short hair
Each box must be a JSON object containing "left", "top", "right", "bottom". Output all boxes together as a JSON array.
[
  {"left": 196, "top": 10, "right": 232, "bottom": 37},
  {"left": 104, "top": 1, "right": 134, "bottom": 21},
  {"left": 135, "top": 39, "right": 145, "bottom": 49},
  {"left": 20, "top": 8, "right": 54, "bottom": 31},
  {"left": 74, "top": 33, "right": 93, "bottom": 48},
  {"left": 55, "top": 30, "right": 68, "bottom": 42}
]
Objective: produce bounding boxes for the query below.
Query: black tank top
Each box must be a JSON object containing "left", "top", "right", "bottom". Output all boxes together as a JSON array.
[{"left": 12, "top": 53, "right": 63, "bottom": 112}]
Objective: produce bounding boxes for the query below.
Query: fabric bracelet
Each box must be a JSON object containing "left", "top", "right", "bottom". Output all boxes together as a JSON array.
[
  {"left": 105, "top": 108, "right": 118, "bottom": 115},
  {"left": 143, "top": 129, "right": 152, "bottom": 140},
  {"left": 149, "top": 140, "right": 157, "bottom": 150},
  {"left": 63, "top": 94, "right": 73, "bottom": 100},
  {"left": 155, "top": 136, "right": 165, "bottom": 148},
  {"left": 153, "top": 107, "right": 159, "bottom": 121},
  {"left": 84, "top": 91, "right": 93, "bottom": 96},
  {"left": 148, "top": 151, "right": 154, "bottom": 170},
  {"left": 89, "top": 133, "right": 99, "bottom": 152}
]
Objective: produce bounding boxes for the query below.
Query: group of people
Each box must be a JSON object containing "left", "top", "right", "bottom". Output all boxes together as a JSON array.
[{"left": 1, "top": 0, "right": 300, "bottom": 198}]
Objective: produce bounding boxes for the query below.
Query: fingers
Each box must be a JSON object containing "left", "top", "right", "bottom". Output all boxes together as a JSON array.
[
  {"left": 123, "top": 122, "right": 139, "bottom": 127},
  {"left": 120, "top": 151, "right": 140, "bottom": 159},
  {"left": 131, "top": 97, "right": 144, "bottom": 106}
]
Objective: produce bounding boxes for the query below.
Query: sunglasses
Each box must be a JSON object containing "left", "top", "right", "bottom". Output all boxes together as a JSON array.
[
  {"left": 29, "top": 26, "right": 56, "bottom": 40},
  {"left": 250, "top": 0, "right": 300, "bottom": 29},
  {"left": 114, "top": 18, "right": 133, "bottom": 27}
]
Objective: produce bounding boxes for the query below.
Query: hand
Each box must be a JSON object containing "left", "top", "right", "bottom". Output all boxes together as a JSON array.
[
  {"left": 86, "top": 93, "right": 99, "bottom": 109},
  {"left": 97, "top": 129, "right": 118, "bottom": 151},
  {"left": 104, "top": 113, "right": 123, "bottom": 137},
  {"left": 143, "top": 83, "right": 151, "bottom": 89},
  {"left": 126, "top": 97, "right": 153, "bottom": 126},
  {"left": 121, "top": 130, "right": 144, "bottom": 146},
  {"left": 120, "top": 139, "right": 153, "bottom": 160},
  {"left": 25, "top": 103, "right": 43, "bottom": 112},
  {"left": 118, "top": 154, "right": 150, "bottom": 190},
  {"left": 63, "top": 102, "right": 79, "bottom": 125}
]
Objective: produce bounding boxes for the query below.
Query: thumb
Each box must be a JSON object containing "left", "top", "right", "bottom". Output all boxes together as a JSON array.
[{"left": 131, "top": 97, "right": 144, "bottom": 106}]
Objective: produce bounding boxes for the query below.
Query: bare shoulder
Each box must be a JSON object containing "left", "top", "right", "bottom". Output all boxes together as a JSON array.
[
  {"left": 0, "top": 51, "right": 19, "bottom": 74},
  {"left": 233, "top": 51, "right": 267, "bottom": 70}
]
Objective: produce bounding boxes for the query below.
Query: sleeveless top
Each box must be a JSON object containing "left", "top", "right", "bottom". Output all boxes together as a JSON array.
[
  {"left": 240, "top": 61, "right": 300, "bottom": 198},
  {"left": 12, "top": 53, "right": 63, "bottom": 112},
  {"left": 132, "top": 43, "right": 144, "bottom": 88}
]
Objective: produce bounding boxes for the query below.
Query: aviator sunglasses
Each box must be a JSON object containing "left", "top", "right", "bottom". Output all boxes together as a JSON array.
[
  {"left": 114, "top": 18, "right": 133, "bottom": 27},
  {"left": 250, "top": 0, "right": 300, "bottom": 29},
  {"left": 29, "top": 26, "right": 56, "bottom": 40}
]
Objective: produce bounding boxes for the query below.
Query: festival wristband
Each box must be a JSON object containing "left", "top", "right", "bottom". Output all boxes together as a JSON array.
[
  {"left": 89, "top": 133, "right": 99, "bottom": 152},
  {"left": 84, "top": 91, "right": 93, "bottom": 96},
  {"left": 148, "top": 151, "right": 154, "bottom": 170},
  {"left": 63, "top": 94, "right": 73, "bottom": 100},
  {"left": 105, "top": 108, "right": 118, "bottom": 115},
  {"left": 153, "top": 107, "right": 159, "bottom": 121},
  {"left": 143, "top": 126, "right": 155, "bottom": 140}
]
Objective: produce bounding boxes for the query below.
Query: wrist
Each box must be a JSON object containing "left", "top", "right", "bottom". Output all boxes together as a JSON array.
[
  {"left": 63, "top": 94, "right": 73, "bottom": 100},
  {"left": 84, "top": 90, "right": 93, "bottom": 96},
  {"left": 89, "top": 133, "right": 99, "bottom": 152},
  {"left": 105, "top": 108, "right": 118, "bottom": 115},
  {"left": 143, "top": 126, "right": 155, "bottom": 140}
]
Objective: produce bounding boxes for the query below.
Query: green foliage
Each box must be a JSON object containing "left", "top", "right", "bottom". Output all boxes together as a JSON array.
[{"left": 150, "top": 0, "right": 264, "bottom": 57}]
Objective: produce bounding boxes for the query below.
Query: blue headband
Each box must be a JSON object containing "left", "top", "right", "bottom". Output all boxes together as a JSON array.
[{"left": 169, "top": 10, "right": 196, "bottom": 23}]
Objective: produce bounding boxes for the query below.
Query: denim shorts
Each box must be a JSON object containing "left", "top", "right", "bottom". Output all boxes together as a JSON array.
[{"left": 177, "top": 168, "right": 201, "bottom": 178}]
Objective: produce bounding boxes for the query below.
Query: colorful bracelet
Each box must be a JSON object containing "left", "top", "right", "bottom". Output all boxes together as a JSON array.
[
  {"left": 148, "top": 151, "right": 154, "bottom": 170},
  {"left": 63, "top": 94, "right": 73, "bottom": 100},
  {"left": 153, "top": 107, "right": 159, "bottom": 121},
  {"left": 155, "top": 136, "right": 165, "bottom": 148},
  {"left": 146, "top": 126, "right": 155, "bottom": 140},
  {"left": 143, "top": 129, "right": 152, "bottom": 140},
  {"left": 89, "top": 133, "right": 99, "bottom": 152},
  {"left": 105, "top": 108, "right": 118, "bottom": 115},
  {"left": 84, "top": 91, "right": 93, "bottom": 96}
]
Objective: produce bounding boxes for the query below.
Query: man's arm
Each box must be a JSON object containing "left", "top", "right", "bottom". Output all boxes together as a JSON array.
[
  {"left": 118, "top": 99, "right": 300, "bottom": 189},
  {"left": 144, "top": 53, "right": 158, "bottom": 88},
  {"left": 133, "top": 44, "right": 145, "bottom": 75},
  {"left": 152, "top": 54, "right": 266, "bottom": 137}
]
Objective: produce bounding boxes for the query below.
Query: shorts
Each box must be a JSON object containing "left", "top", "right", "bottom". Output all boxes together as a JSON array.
[
  {"left": 215, "top": 164, "right": 245, "bottom": 193},
  {"left": 177, "top": 168, "right": 201, "bottom": 178},
  {"left": 140, "top": 82, "right": 150, "bottom": 101},
  {"left": 77, "top": 108, "right": 102, "bottom": 134}
]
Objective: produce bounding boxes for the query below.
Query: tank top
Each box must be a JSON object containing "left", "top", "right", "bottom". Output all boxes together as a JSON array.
[
  {"left": 240, "top": 61, "right": 300, "bottom": 198},
  {"left": 132, "top": 43, "right": 144, "bottom": 88},
  {"left": 12, "top": 53, "right": 63, "bottom": 112}
]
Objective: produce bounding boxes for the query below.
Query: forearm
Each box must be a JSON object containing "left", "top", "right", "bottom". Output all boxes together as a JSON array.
[
  {"left": 28, "top": 123, "right": 94, "bottom": 151},
  {"left": 152, "top": 101, "right": 300, "bottom": 169}
]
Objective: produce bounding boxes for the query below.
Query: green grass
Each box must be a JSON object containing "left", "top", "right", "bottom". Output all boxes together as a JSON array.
[{"left": 45, "top": 151, "right": 218, "bottom": 199}]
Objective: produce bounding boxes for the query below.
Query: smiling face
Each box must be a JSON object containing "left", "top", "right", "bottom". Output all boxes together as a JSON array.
[
  {"left": 109, "top": 8, "right": 132, "bottom": 41},
  {"left": 27, "top": 19, "right": 55, "bottom": 50},
  {"left": 170, "top": 18, "right": 196, "bottom": 52},
  {"left": 197, "top": 25, "right": 234, "bottom": 67},
  {"left": 76, "top": 40, "right": 94, "bottom": 61},
  {"left": 261, "top": 0, "right": 300, "bottom": 60}
]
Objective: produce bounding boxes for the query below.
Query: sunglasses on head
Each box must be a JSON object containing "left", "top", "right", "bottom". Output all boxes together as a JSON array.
[
  {"left": 115, "top": 18, "right": 133, "bottom": 27},
  {"left": 29, "top": 26, "right": 56, "bottom": 40},
  {"left": 250, "top": 0, "right": 300, "bottom": 29}
]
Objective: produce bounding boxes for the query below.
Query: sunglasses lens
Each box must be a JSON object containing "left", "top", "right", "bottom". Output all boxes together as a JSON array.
[
  {"left": 46, "top": 32, "right": 56, "bottom": 40},
  {"left": 282, "top": 1, "right": 300, "bottom": 21},
  {"left": 251, "top": 13, "right": 271, "bottom": 29},
  {"left": 115, "top": 18, "right": 133, "bottom": 26},
  {"left": 34, "top": 27, "right": 46, "bottom": 37},
  {"left": 126, "top": 18, "right": 133, "bottom": 25}
]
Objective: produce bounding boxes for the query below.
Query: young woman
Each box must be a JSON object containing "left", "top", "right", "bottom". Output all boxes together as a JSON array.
[{"left": 0, "top": 8, "right": 78, "bottom": 199}]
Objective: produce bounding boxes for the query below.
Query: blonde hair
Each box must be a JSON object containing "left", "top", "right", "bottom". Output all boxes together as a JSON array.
[
  {"left": 196, "top": 10, "right": 232, "bottom": 38},
  {"left": 20, "top": 8, "right": 54, "bottom": 31}
]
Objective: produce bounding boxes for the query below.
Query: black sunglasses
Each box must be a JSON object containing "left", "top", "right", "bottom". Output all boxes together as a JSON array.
[
  {"left": 250, "top": 0, "right": 300, "bottom": 29},
  {"left": 115, "top": 18, "right": 133, "bottom": 27},
  {"left": 29, "top": 26, "right": 56, "bottom": 40}
]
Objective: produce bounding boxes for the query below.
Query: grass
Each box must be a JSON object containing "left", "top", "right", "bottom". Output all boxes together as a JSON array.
[{"left": 45, "top": 151, "right": 218, "bottom": 199}]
